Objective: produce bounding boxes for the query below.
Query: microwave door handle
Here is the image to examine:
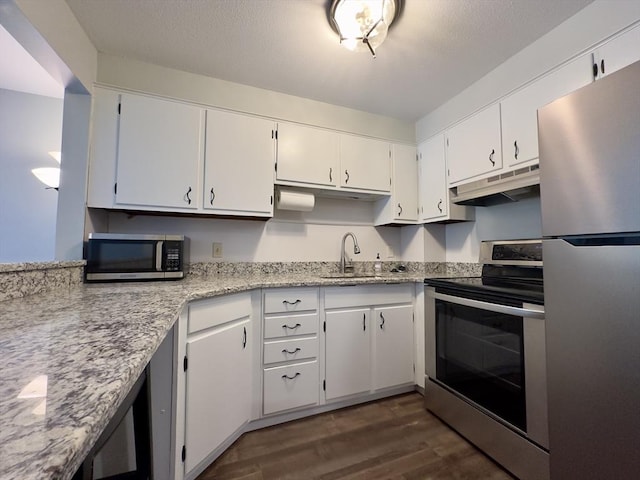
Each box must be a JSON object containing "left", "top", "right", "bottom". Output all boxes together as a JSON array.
[
  {"left": 155, "top": 241, "right": 164, "bottom": 271},
  {"left": 429, "top": 290, "right": 545, "bottom": 319}
]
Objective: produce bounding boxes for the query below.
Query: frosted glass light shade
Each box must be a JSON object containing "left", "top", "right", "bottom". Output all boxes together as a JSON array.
[
  {"left": 331, "top": 0, "right": 397, "bottom": 56},
  {"left": 32, "top": 167, "right": 60, "bottom": 189}
]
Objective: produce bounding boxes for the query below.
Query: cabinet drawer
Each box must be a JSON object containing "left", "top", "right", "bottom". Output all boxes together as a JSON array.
[
  {"left": 264, "top": 288, "right": 318, "bottom": 314},
  {"left": 188, "top": 293, "right": 251, "bottom": 334},
  {"left": 263, "top": 312, "right": 319, "bottom": 339},
  {"left": 263, "top": 360, "right": 319, "bottom": 415},
  {"left": 263, "top": 337, "right": 318, "bottom": 365}
]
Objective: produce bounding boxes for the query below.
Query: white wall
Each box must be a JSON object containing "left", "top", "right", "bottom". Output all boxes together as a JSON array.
[
  {"left": 445, "top": 198, "right": 542, "bottom": 263},
  {"left": 12, "top": 0, "right": 97, "bottom": 93},
  {"left": 92, "top": 52, "right": 418, "bottom": 264},
  {"left": 416, "top": 1, "right": 640, "bottom": 141},
  {"left": 97, "top": 54, "right": 415, "bottom": 144},
  {"left": 104, "top": 198, "right": 406, "bottom": 263},
  {"left": 0, "top": 89, "right": 63, "bottom": 262},
  {"left": 416, "top": 1, "right": 640, "bottom": 263}
]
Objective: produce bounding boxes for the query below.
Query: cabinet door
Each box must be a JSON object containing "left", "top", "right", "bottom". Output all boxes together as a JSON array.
[
  {"left": 204, "top": 110, "right": 275, "bottom": 216},
  {"left": 418, "top": 135, "right": 448, "bottom": 221},
  {"left": 324, "top": 308, "right": 371, "bottom": 400},
  {"left": 339, "top": 135, "right": 391, "bottom": 192},
  {"left": 391, "top": 144, "right": 418, "bottom": 221},
  {"left": 501, "top": 55, "right": 593, "bottom": 168},
  {"left": 446, "top": 104, "right": 502, "bottom": 184},
  {"left": 593, "top": 24, "right": 640, "bottom": 80},
  {"left": 373, "top": 305, "right": 414, "bottom": 390},
  {"left": 116, "top": 93, "right": 203, "bottom": 209},
  {"left": 276, "top": 122, "right": 338, "bottom": 187},
  {"left": 184, "top": 319, "right": 251, "bottom": 473}
]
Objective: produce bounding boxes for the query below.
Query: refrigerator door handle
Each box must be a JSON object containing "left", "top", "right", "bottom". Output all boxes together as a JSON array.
[{"left": 561, "top": 234, "right": 640, "bottom": 247}]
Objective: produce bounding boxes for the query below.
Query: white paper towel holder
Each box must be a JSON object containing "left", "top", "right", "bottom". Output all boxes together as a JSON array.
[{"left": 276, "top": 188, "right": 315, "bottom": 212}]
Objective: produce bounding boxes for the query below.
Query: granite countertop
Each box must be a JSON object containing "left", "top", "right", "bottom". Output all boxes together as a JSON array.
[{"left": 0, "top": 271, "right": 458, "bottom": 480}]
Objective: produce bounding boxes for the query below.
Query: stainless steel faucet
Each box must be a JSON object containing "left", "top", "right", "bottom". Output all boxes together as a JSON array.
[{"left": 340, "top": 232, "right": 361, "bottom": 274}]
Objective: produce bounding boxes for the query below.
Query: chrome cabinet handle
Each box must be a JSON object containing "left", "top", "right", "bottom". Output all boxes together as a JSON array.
[
  {"left": 282, "top": 299, "right": 301, "bottom": 305},
  {"left": 282, "top": 347, "right": 301, "bottom": 355},
  {"left": 437, "top": 199, "right": 443, "bottom": 213},
  {"left": 601, "top": 59, "right": 605, "bottom": 75},
  {"left": 514, "top": 141, "right": 519, "bottom": 160},
  {"left": 363, "top": 313, "right": 366, "bottom": 331},
  {"left": 282, "top": 372, "right": 301, "bottom": 380},
  {"left": 379, "top": 312, "right": 385, "bottom": 330},
  {"left": 489, "top": 149, "right": 495, "bottom": 166},
  {"left": 397, "top": 203, "right": 403, "bottom": 216},
  {"left": 345, "top": 169, "right": 350, "bottom": 184},
  {"left": 282, "top": 323, "right": 301, "bottom": 330},
  {"left": 592, "top": 62, "right": 598, "bottom": 78},
  {"left": 242, "top": 326, "right": 247, "bottom": 349},
  {"left": 210, "top": 187, "right": 215, "bottom": 205},
  {"left": 329, "top": 167, "right": 332, "bottom": 182},
  {"left": 185, "top": 186, "right": 192, "bottom": 204}
]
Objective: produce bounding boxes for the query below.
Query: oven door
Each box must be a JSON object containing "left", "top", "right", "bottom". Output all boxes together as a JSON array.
[{"left": 425, "top": 287, "right": 548, "bottom": 448}]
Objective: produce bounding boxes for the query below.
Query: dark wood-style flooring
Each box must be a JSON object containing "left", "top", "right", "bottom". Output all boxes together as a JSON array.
[{"left": 196, "top": 392, "right": 514, "bottom": 480}]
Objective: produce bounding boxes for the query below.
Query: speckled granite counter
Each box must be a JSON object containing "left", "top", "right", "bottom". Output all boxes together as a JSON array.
[{"left": 0, "top": 270, "right": 472, "bottom": 480}]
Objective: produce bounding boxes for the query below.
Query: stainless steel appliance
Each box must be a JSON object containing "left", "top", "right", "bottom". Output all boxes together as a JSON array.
[
  {"left": 538, "top": 60, "right": 640, "bottom": 479},
  {"left": 424, "top": 239, "right": 549, "bottom": 480},
  {"left": 85, "top": 233, "right": 188, "bottom": 282}
]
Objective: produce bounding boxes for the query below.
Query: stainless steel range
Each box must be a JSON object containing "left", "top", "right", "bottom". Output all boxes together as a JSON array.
[{"left": 424, "top": 239, "right": 548, "bottom": 480}]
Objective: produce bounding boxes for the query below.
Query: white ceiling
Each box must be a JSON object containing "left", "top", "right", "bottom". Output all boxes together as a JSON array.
[
  {"left": 0, "top": 24, "right": 64, "bottom": 99},
  {"left": 61, "top": 0, "right": 594, "bottom": 121}
]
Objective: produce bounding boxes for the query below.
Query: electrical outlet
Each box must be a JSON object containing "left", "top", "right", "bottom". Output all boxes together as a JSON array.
[
  {"left": 212, "top": 242, "right": 223, "bottom": 258},
  {"left": 386, "top": 246, "right": 395, "bottom": 259}
]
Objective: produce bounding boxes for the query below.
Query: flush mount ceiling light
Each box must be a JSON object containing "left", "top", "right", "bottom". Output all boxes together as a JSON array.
[{"left": 329, "top": 0, "right": 400, "bottom": 57}]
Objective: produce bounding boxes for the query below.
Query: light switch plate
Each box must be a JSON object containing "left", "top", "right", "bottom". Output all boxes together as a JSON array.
[{"left": 212, "top": 242, "right": 223, "bottom": 258}]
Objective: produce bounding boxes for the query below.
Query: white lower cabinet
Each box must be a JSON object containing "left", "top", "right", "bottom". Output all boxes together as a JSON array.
[
  {"left": 323, "top": 284, "right": 414, "bottom": 402},
  {"left": 373, "top": 305, "right": 414, "bottom": 390},
  {"left": 263, "top": 360, "right": 319, "bottom": 414},
  {"left": 324, "top": 308, "right": 371, "bottom": 400},
  {"left": 174, "top": 285, "right": 416, "bottom": 479},
  {"left": 262, "top": 287, "right": 320, "bottom": 416},
  {"left": 177, "top": 293, "right": 253, "bottom": 479}
]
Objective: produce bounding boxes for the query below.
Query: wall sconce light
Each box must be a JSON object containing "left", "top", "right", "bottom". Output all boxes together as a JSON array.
[
  {"left": 329, "top": 0, "right": 399, "bottom": 57},
  {"left": 32, "top": 151, "right": 61, "bottom": 190},
  {"left": 32, "top": 167, "right": 60, "bottom": 190}
]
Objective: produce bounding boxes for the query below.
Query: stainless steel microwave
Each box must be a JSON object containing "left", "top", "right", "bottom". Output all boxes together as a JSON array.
[{"left": 85, "top": 233, "right": 188, "bottom": 282}]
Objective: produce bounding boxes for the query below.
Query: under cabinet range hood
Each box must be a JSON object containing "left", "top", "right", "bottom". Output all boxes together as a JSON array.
[{"left": 451, "top": 165, "right": 540, "bottom": 206}]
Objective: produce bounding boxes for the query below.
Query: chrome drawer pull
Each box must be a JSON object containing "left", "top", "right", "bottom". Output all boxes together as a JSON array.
[
  {"left": 282, "top": 347, "right": 301, "bottom": 355},
  {"left": 281, "top": 372, "right": 301, "bottom": 380},
  {"left": 282, "top": 323, "right": 301, "bottom": 330}
]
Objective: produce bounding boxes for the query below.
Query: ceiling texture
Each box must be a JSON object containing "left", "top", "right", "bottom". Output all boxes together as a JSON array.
[{"left": 61, "top": 0, "right": 594, "bottom": 121}]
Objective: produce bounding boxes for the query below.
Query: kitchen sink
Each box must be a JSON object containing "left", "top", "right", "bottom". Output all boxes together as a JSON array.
[{"left": 320, "top": 273, "right": 382, "bottom": 279}]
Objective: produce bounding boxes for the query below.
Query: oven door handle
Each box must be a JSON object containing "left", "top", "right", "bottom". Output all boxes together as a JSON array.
[{"left": 428, "top": 291, "right": 545, "bottom": 319}]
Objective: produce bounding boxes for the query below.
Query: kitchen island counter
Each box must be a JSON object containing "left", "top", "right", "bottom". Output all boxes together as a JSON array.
[{"left": 0, "top": 271, "right": 461, "bottom": 480}]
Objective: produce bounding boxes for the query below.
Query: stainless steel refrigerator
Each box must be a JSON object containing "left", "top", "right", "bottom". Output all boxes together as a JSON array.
[{"left": 538, "top": 60, "right": 640, "bottom": 479}]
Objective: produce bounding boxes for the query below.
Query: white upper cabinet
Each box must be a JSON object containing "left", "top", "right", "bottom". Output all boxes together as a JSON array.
[
  {"left": 374, "top": 144, "right": 418, "bottom": 225},
  {"left": 115, "top": 93, "right": 204, "bottom": 209},
  {"left": 592, "top": 24, "right": 640, "bottom": 80},
  {"left": 276, "top": 122, "right": 339, "bottom": 188},
  {"left": 501, "top": 55, "right": 593, "bottom": 169},
  {"left": 418, "top": 135, "right": 448, "bottom": 221},
  {"left": 204, "top": 109, "right": 275, "bottom": 216},
  {"left": 446, "top": 103, "right": 502, "bottom": 185},
  {"left": 417, "top": 134, "right": 474, "bottom": 223},
  {"left": 339, "top": 135, "right": 391, "bottom": 192}
]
